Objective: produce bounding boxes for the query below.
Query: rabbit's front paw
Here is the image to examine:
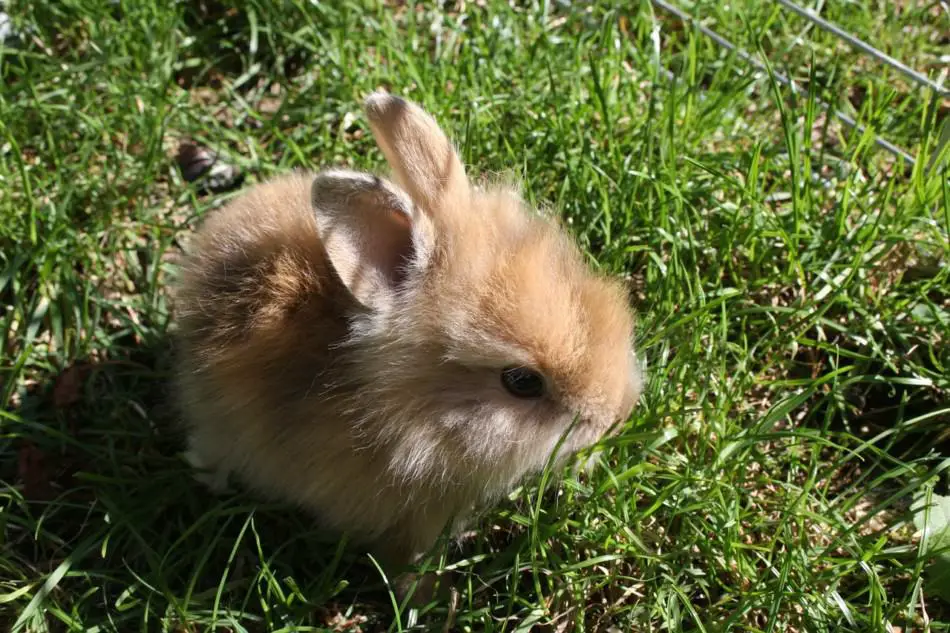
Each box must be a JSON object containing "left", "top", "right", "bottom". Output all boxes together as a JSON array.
[{"left": 184, "top": 446, "right": 233, "bottom": 495}]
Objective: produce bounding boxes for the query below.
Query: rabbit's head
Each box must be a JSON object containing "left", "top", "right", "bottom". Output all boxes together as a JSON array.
[{"left": 311, "top": 93, "right": 641, "bottom": 499}]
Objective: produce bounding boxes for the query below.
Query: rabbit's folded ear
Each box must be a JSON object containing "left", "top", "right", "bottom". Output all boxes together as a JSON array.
[
  {"left": 363, "top": 92, "right": 470, "bottom": 223},
  {"left": 311, "top": 169, "right": 431, "bottom": 311}
]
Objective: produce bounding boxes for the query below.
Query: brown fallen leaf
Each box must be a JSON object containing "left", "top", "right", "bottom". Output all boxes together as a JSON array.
[
  {"left": 53, "top": 363, "right": 88, "bottom": 409},
  {"left": 17, "top": 443, "right": 54, "bottom": 500}
]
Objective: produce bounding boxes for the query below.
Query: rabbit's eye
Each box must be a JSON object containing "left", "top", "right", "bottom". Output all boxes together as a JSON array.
[{"left": 501, "top": 367, "right": 546, "bottom": 399}]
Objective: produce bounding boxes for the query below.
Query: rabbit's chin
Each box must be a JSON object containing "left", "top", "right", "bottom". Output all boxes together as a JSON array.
[{"left": 346, "top": 391, "right": 582, "bottom": 495}]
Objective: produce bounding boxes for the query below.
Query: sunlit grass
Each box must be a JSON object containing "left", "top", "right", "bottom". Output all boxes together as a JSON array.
[{"left": 1, "top": 1, "right": 947, "bottom": 631}]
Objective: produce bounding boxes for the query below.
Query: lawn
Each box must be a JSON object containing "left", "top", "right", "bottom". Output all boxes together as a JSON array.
[{"left": 1, "top": 1, "right": 948, "bottom": 631}]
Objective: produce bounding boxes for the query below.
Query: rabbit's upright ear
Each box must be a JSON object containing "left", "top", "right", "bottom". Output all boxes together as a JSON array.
[
  {"left": 311, "top": 170, "right": 428, "bottom": 312},
  {"left": 363, "top": 92, "right": 470, "bottom": 225}
]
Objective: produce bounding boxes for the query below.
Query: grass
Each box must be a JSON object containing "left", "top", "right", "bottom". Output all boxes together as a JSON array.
[{"left": 1, "top": 0, "right": 948, "bottom": 631}]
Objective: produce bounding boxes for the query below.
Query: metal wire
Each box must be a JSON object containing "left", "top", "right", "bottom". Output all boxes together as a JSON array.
[
  {"left": 654, "top": 0, "right": 799, "bottom": 88},
  {"left": 775, "top": 0, "right": 948, "bottom": 98},
  {"left": 650, "top": 0, "right": 919, "bottom": 167}
]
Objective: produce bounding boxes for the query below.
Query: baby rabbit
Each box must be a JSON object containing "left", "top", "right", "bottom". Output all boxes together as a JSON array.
[{"left": 173, "top": 92, "right": 642, "bottom": 571}]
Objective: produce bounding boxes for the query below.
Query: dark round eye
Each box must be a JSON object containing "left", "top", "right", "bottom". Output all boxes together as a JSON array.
[{"left": 501, "top": 366, "right": 546, "bottom": 399}]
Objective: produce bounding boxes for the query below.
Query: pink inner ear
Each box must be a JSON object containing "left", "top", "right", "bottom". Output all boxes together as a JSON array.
[
  {"left": 359, "top": 203, "right": 413, "bottom": 289},
  {"left": 312, "top": 172, "right": 418, "bottom": 309}
]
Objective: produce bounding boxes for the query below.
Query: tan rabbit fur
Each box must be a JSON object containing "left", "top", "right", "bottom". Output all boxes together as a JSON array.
[{"left": 173, "top": 93, "right": 642, "bottom": 568}]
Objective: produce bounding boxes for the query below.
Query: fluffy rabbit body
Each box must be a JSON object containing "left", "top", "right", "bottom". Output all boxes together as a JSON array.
[{"left": 173, "top": 93, "right": 641, "bottom": 566}]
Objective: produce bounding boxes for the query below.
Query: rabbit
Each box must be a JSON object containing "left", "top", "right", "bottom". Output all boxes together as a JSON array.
[{"left": 172, "top": 92, "right": 643, "bottom": 576}]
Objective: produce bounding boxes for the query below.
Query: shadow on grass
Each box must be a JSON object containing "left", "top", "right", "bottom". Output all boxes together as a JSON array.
[
  {"left": 176, "top": 0, "right": 319, "bottom": 90},
  {"left": 3, "top": 332, "right": 435, "bottom": 631},
  {"left": 793, "top": 335, "right": 950, "bottom": 475}
]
